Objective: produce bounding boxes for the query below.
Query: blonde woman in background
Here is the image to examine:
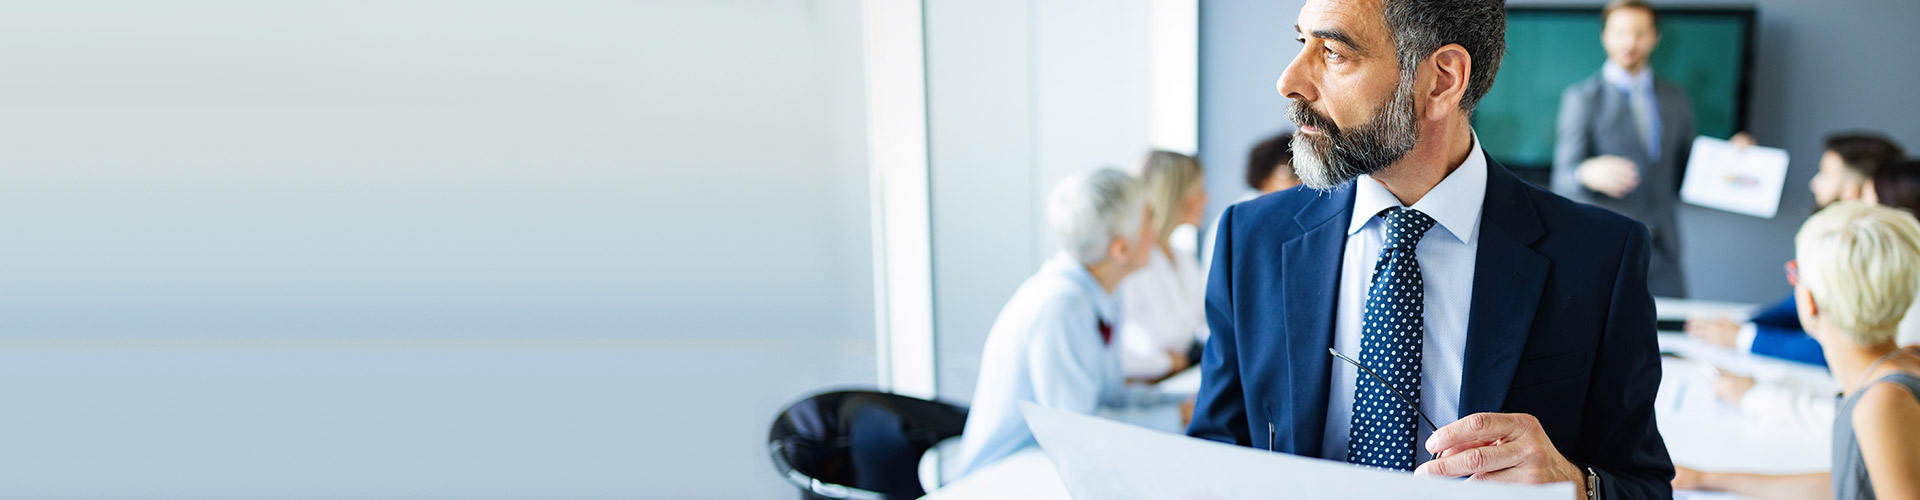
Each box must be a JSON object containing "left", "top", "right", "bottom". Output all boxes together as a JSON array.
[
  {"left": 1115, "top": 150, "right": 1210, "bottom": 381},
  {"left": 1674, "top": 202, "right": 1920, "bottom": 500}
]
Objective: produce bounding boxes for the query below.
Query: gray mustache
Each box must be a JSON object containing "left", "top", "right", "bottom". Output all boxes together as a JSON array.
[{"left": 1288, "top": 100, "right": 1340, "bottom": 136}]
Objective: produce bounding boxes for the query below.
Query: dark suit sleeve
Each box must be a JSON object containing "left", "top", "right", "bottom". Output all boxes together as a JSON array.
[
  {"left": 1747, "top": 295, "right": 1800, "bottom": 329},
  {"left": 1751, "top": 328, "right": 1827, "bottom": 367},
  {"left": 1552, "top": 85, "right": 1598, "bottom": 203},
  {"left": 1742, "top": 295, "right": 1828, "bottom": 366},
  {"left": 1186, "top": 205, "right": 1250, "bottom": 446},
  {"left": 1578, "top": 222, "right": 1675, "bottom": 500}
]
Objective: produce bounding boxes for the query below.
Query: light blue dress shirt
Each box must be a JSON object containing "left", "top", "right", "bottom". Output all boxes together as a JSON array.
[
  {"left": 1321, "top": 135, "right": 1488, "bottom": 465},
  {"left": 949, "top": 252, "right": 1184, "bottom": 479}
]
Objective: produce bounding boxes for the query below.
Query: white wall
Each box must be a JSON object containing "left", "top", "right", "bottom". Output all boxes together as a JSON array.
[
  {"left": 926, "top": 0, "right": 1157, "bottom": 402},
  {"left": 0, "top": 1, "right": 874, "bottom": 498}
]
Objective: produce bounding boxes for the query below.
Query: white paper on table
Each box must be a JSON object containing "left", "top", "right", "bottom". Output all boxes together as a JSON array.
[
  {"left": 1020, "top": 402, "right": 1573, "bottom": 500},
  {"left": 1680, "top": 135, "right": 1790, "bottom": 219},
  {"left": 1652, "top": 334, "right": 1835, "bottom": 475}
]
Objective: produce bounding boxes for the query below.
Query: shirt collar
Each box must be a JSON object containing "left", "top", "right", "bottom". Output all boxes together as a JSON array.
[
  {"left": 1346, "top": 132, "right": 1489, "bottom": 245},
  {"left": 1047, "top": 251, "right": 1120, "bottom": 323},
  {"left": 1602, "top": 60, "right": 1653, "bottom": 92}
]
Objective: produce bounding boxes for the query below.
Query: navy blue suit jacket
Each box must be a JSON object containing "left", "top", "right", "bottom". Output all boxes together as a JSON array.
[
  {"left": 1746, "top": 294, "right": 1828, "bottom": 367},
  {"left": 1187, "top": 158, "right": 1673, "bottom": 499}
]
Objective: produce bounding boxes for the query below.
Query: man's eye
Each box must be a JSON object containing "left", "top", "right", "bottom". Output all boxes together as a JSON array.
[{"left": 1324, "top": 48, "right": 1344, "bottom": 62}]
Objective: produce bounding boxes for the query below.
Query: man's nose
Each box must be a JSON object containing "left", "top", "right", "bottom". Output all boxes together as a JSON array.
[{"left": 1276, "top": 50, "right": 1316, "bottom": 102}]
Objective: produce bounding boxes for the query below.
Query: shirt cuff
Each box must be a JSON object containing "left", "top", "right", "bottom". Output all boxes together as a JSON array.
[
  {"left": 1735, "top": 322, "right": 1759, "bottom": 353},
  {"left": 1737, "top": 381, "right": 1780, "bottom": 414}
]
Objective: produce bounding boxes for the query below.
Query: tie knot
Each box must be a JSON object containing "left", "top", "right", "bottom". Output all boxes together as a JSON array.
[{"left": 1379, "top": 207, "right": 1436, "bottom": 250}]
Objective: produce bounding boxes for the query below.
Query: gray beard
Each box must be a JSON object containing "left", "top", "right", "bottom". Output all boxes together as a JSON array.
[{"left": 1288, "top": 77, "right": 1420, "bottom": 191}]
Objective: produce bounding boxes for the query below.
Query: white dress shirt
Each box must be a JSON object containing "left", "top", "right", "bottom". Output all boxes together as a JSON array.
[
  {"left": 1321, "top": 136, "right": 1489, "bottom": 465},
  {"left": 1114, "top": 243, "right": 1209, "bottom": 378},
  {"left": 949, "top": 252, "right": 1183, "bottom": 479}
]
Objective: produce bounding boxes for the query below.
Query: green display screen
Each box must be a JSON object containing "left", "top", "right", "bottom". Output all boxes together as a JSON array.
[{"left": 1471, "top": 8, "right": 1754, "bottom": 170}]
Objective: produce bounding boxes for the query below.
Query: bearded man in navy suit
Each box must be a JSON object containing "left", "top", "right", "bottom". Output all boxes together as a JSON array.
[{"left": 1186, "top": 0, "right": 1673, "bottom": 498}]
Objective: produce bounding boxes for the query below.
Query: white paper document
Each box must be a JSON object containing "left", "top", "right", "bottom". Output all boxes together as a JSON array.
[
  {"left": 1021, "top": 402, "right": 1573, "bottom": 500},
  {"left": 1680, "top": 135, "right": 1791, "bottom": 218}
]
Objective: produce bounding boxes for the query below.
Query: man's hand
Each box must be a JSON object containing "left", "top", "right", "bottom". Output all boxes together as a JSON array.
[
  {"left": 1577, "top": 156, "right": 1640, "bottom": 199},
  {"left": 1671, "top": 465, "right": 1708, "bottom": 491},
  {"left": 1684, "top": 317, "right": 1741, "bottom": 348},
  {"left": 1167, "top": 349, "right": 1192, "bottom": 374},
  {"left": 1713, "top": 373, "right": 1755, "bottom": 405},
  {"left": 1729, "top": 132, "right": 1756, "bottom": 149},
  {"left": 1415, "top": 413, "right": 1588, "bottom": 499}
]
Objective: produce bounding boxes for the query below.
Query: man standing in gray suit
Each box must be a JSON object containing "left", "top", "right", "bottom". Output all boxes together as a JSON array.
[{"left": 1553, "top": 0, "right": 1693, "bottom": 297}]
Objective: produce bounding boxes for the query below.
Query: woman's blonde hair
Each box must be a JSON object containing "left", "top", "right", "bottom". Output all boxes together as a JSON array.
[
  {"left": 1136, "top": 150, "right": 1204, "bottom": 244},
  {"left": 1796, "top": 202, "right": 1920, "bottom": 345}
]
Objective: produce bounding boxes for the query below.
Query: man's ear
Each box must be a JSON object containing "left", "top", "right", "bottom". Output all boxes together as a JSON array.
[{"left": 1423, "top": 44, "right": 1472, "bottom": 121}]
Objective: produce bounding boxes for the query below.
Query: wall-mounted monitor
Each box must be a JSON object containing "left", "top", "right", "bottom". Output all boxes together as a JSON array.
[{"left": 1472, "top": 6, "right": 1756, "bottom": 183}]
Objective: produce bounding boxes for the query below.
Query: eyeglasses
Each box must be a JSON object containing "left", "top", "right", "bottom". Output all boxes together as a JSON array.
[
  {"left": 1327, "top": 348, "right": 1439, "bottom": 432},
  {"left": 1785, "top": 259, "right": 1799, "bottom": 287}
]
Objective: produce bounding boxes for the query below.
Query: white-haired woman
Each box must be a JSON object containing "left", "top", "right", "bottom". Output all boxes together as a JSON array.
[
  {"left": 948, "top": 168, "right": 1185, "bottom": 480},
  {"left": 1115, "top": 150, "right": 1210, "bottom": 381},
  {"left": 1674, "top": 202, "right": 1920, "bottom": 500}
]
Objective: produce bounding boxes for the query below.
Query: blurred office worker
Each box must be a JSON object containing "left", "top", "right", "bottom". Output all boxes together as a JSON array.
[
  {"left": 1116, "top": 151, "right": 1211, "bottom": 381},
  {"left": 1866, "top": 159, "right": 1920, "bottom": 211},
  {"left": 1703, "top": 157, "right": 1920, "bottom": 445},
  {"left": 948, "top": 169, "right": 1183, "bottom": 479},
  {"left": 1673, "top": 203, "right": 1920, "bottom": 500},
  {"left": 1552, "top": 0, "right": 1695, "bottom": 297},
  {"left": 1687, "top": 134, "right": 1909, "bottom": 367},
  {"left": 1189, "top": 0, "right": 1672, "bottom": 498},
  {"left": 1202, "top": 133, "right": 1301, "bottom": 277},
  {"left": 1246, "top": 132, "right": 1303, "bottom": 198}
]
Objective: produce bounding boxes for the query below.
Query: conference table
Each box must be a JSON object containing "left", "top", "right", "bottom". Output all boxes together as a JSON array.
[{"left": 923, "top": 298, "right": 1827, "bottom": 500}]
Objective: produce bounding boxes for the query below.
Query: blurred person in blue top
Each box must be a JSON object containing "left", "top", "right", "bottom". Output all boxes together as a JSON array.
[
  {"left": 1686, "top": 134, "right": 1908, "bottom": 367},
  {"left": 947, "top": 168, "right": 1186, "bottom": 480}
]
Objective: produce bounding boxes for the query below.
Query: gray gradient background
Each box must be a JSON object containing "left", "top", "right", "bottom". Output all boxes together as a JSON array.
[{"left": 0, "top": 1, "right": 874, "bottom": 498}]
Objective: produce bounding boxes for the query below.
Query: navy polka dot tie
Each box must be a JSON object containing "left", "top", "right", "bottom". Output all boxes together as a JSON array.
[{"left": 1346, "top": 206, "right": 1435, "bottom": 471}]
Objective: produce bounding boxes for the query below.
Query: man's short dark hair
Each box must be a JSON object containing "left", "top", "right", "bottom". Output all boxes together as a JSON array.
[
  {"left": 1601, "top": 0, "right": 1661, "bottom": 32},
  {"left": 1872, "top": 160, "right": 1920, "bottom": 215},
  {"left": 1381, "top": 0, "right": 1506, "bottom": 114},
  {"left": 1246, "top": 132, "right": 1296, "bottom": 190},
  {"left": 1825, "top": 132, "right": 1907, "bottom": 177}
]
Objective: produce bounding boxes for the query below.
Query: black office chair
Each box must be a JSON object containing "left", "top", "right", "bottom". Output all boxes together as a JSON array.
[{"left": 768, "top": 389, "right": 968, "bottom": 500}]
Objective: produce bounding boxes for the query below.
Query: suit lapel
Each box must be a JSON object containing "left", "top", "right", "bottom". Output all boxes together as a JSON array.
[
  {"left": 1459, "top": 161, "right": 1551, "bottom": 416},
  {"left": 1280, "top": 184, "right": 1352, "bottom": 457}
]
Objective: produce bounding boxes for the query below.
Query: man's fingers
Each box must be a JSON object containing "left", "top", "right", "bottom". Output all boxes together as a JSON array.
[
  {"left": 1414, "top": 442, "right": 1525, "bottom": 478},
  {"left": 1467, "top": 465, "right": 1557, "bottom": 484},
  {"left": 1434, "top": 439, "right": 1499, "bottom": 459},
  {"left": 1427, "top": 413, "right": 1524, "bottom": 454}
]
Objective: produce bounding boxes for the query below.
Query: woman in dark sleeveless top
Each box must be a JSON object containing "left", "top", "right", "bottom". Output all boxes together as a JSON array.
[{"left": 1671, "top": 203, "right": 1920, "bottom": 499}]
